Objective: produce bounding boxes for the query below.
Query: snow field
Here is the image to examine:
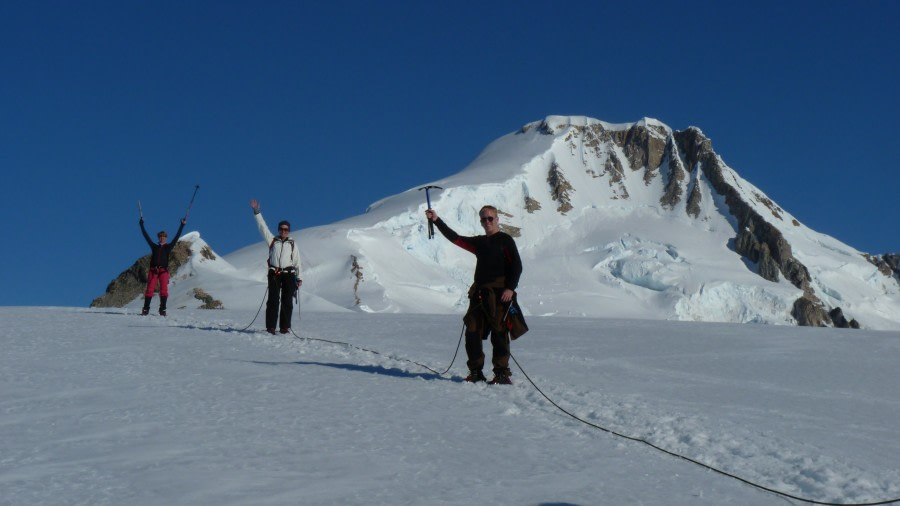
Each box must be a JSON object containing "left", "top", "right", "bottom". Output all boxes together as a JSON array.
[{"left": 2, "top": 307, "right": 899, "bottom": 505}]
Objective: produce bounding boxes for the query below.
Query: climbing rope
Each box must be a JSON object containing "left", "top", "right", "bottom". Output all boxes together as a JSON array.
[
  {"left": 239, "top": 307, "right": 900, "bottom": 505},
  {"left": 507, "top": 352, "right": 900, "bottom": 506}
]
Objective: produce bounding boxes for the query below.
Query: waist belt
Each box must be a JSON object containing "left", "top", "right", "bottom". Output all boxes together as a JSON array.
[{"left": 270, "top": 267, "right": 296, "bottom": 273}]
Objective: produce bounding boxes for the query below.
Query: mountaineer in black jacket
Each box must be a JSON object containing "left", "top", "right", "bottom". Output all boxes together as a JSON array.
[{"left": 426, "top": 205, "right": 524, "bottom": 384}]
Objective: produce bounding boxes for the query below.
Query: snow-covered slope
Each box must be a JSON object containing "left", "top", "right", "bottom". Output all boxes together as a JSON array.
[
  {"left": 4, "top": 307, "right": 900, "bottom": 505},
  {"left": 111, "top": 116, "right": 900, "bottom": 329}
]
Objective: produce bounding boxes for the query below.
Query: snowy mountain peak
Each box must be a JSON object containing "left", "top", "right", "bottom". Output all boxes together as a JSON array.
[{"left": 93, "top": 117, "right": 900, "bottom": 330}]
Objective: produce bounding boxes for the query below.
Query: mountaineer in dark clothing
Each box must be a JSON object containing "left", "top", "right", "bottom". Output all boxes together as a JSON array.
[
  {"left": 426, "top": 205, "right": 526, "bottom": 384},
  {"left": 140, "top": 217, "right": 186, "bottom": 316}
]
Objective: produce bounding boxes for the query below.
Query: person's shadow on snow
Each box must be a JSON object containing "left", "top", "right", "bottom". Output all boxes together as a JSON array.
[{"left": 242, "top": 359, "right": 464, "bottom": 382}]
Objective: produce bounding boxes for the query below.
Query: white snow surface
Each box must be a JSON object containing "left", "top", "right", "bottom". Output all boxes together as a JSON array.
[
  {"left": 2, "top": 307, "right": 899, "bottom": 505},
  {"left": 149, "top": 116, "right": 900, "bottom": 330}
]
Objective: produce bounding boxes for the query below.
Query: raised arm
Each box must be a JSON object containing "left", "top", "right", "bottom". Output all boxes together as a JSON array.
[
  {"left": 170, "top": 218, "right": 186, "bottom": 245},
  {"left": 251, "top": 199, "right": 274, "bottom": 245},
  {"left": 139, "top": 218, "right": 155, "bottom": 247},
  {"left": 427, "top": 210, "right": 477, "bottom": 254}
]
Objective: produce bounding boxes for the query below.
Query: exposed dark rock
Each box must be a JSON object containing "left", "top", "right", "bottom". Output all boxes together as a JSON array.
[
  {"left": 758, "top": 245, "right": 782, "bottom": 282},
  {"left": 791, "top": 295, "right": 831, "bottom": 327},
  {"left": 610, "top": 124, "right": 667, "bottom": 184},
  {"left": 675, "top": 128, "right": 813, "bottom": 291},
  {"left": 752, "top": 191, "right": 784, "bottom": 221},
  {"left": 885, "top": 253, "right": 900, "bottom": 272},
  {"left": 193, "top": 287, "right": 223, "bottom": 309},
  {"left": 660, "top": 138, "right": 686, "bottom": 210},
  {"left": 91, "top": 240, "right": 192, "bottom": 308},
  {"left": 671, "top": 127, "right": 864, "bottom": 328},
  {"left": 685, "top": 180, "right": 702, "bottom": 218},
  {"left": 496, "top": 210, "right": 521, "bottom": 237},
  {"left": 736, "top": 230, "right": 781, "bottom": 281},
  {"left": 605, "top": 151, "right": 627, "bottom": 188},
  {"left": 547, "top": 162, "right": 574, "bottom": 214},
  {"left": 524, "top": 196, "right": 542, "bottom": 214},
  {"left": 863, "top": 252, "right": 900, "bottom": 280},
  {"left": 500, "top": 224, "right": 521, "bottom": 237},
  {"left": 829, "top": 307, "right": 850, "bottom": 328},
  {"left": 351, "top": 255, "right": 364, "bottom": 306},
  {"left": 535, "top": 120, "right": 558, "bottom": 135}
]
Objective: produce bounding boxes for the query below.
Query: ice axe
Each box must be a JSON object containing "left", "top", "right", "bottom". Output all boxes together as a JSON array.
[
  {"left": 184, "top": 185, "right": 200, "bottom": 220},
  {"left": 418, "top": 185, "right": 442, "bottom": 239}
]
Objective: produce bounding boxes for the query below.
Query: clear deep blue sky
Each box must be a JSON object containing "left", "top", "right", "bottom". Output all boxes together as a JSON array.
[{"left": 2, "top": 1, "right": 897, "bottom": 307}]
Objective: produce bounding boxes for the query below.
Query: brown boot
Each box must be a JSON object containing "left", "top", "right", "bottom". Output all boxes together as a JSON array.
[
  {"left": 488, "top": 368, "right": 512, "bottom": 385},
  {"left": 465, "top": 370, "right": 486, "bottom": 383}
]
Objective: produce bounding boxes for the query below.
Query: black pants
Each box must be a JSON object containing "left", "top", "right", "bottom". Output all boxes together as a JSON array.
[
  {"left": 465, "top": 328, "right": 510, "bottom": 374},
  {"left": 266, "top": 270, "right": 295, "bottom": 330},
  {"left": 463, "top": 285, "right": 510, "bottom": 374}
]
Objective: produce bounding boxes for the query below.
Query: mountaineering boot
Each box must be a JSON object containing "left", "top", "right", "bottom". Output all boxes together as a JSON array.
[
  {"left": 279, "top": 328, "right": 290, "bottom": 334},
  {"left": 141, "top": 296, "right": 151, "bottom": 316},
  {"left": 465, "top": 370, "right": 487, "bottom": 383},
  {"left": 488, "top": 368, "right": 512, "bottom": 385},
  {"left": 159, "top": 296, "right": 167, "bottom": 317},
  {"left": 267, "top": 328, "right": 277, "bottom": 335}
]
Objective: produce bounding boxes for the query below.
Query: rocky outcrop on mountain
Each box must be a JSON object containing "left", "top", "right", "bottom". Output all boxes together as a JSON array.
[
  {"left": 660, "top": 138, "right": 687, "bottom": 210},
  {"left": 524, "top": 196, "right": 542, "bottom": 213},
  {"left": 863, "top": 252, "right": 900, "bottom": 282},
  {"left": 192, "top": 287, "right": 223, "bottom": 309},
  {"left": 351, "top": 255, "right": 364, "bottom": 306},
  {"left": 90, "top": 241, "right": 192, "bottom": 308},
  {"left": 547, "top": 162, "right": 574, "bottom": 214},
  {"left": 887, "top": 254, "right": 900, "bottom": 278},
  {"left": 828, "top": 307, "right": 860, "bottom": 329},
  {"left": 676, "top": 129, "right": 808, "bottom": 284},
  {"left": 791, "top": 295, "right": 830, "bottom": 327},
  {"left": 525, "top": 118, "right": 873, "bottom": 328},
  {"left": 673, "top": 127, "right": 846, "bottom": 328},
  {"left": 614, "top": 123, "right": 668, "bottom": 184}
]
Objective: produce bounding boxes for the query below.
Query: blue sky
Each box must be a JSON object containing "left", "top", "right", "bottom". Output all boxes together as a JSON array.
[{"left": 1, "top": 1, "right": 897, "bottom": 307}]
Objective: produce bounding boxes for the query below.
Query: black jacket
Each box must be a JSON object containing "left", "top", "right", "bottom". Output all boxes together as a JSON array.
[
  {"left": 141, "top": 221, "right": 186, "bottom": 269},
  {"left": 433, "top": 218, "right": 522, "bottom": 291}
]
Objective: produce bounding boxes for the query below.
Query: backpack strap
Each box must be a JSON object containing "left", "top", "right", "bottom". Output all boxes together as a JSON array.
[{"left": 267, "top": 237, "right": 296, "bottom": 269}]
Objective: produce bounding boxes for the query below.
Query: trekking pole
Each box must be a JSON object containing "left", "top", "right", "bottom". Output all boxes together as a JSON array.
[
  {"left": 184, "top": 185, "right": 200, "bottom": 220},
  {"left": 418, "top": 185, "right": 443, "bottom": 239},
  {"left": 138, "top": 200, "right": 143, "bottom": 219}
]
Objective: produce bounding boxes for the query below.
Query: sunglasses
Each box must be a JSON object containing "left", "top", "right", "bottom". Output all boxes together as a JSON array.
[
  {"left": 279, "top": 227, "right": 290, "bottom": 232},
  {"left": 479, "top": 216, "right": 495, "bottom": 223}
]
